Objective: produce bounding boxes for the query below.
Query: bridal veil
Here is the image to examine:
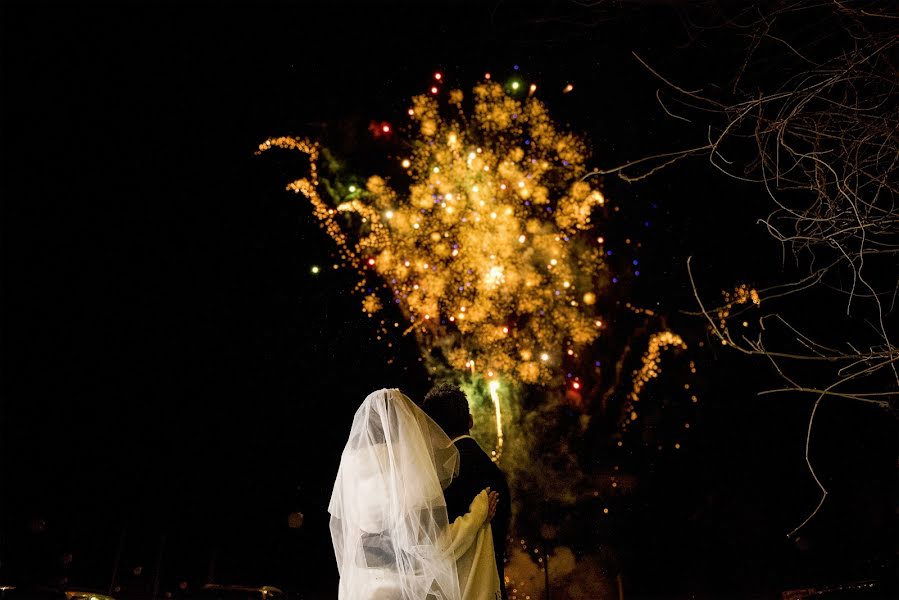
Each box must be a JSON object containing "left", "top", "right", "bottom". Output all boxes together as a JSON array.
[{"left": 329, "top": 388, "right": 462, "bottom": 600}]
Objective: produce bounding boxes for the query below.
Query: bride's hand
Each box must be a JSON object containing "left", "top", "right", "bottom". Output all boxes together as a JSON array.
[{"left": 485, "top": 487, "right": 500, "bottom": 522}]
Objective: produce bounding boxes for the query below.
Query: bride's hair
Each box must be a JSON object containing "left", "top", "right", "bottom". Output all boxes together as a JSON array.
[{"left": 422, "top": 383, "right": 470, "bottom": 438}]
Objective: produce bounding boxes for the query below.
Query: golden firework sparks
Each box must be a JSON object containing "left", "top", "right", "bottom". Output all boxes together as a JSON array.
[{"left": 261, "top": 79, "right": 612, "bottom": 389}]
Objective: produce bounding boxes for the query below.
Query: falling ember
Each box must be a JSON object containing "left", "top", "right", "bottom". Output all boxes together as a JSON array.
[
  {"left": 716, "top": 284, "right": 762, "bottom": 336},
  {"left": 628, "top": 331, "right": 687, "bottom": 404}
]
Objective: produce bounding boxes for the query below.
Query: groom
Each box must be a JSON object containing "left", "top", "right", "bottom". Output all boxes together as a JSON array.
[{"left": 422, "top": 383, "right": 511, "bottom": 600}]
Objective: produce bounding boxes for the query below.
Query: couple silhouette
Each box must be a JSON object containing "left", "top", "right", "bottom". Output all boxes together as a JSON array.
[{"left": 329, "top": 386, "right": 510, "bottom": 600}]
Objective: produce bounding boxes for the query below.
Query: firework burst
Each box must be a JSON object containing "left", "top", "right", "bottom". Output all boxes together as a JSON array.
[{"left": 260, "top": 79, "right": 613, "bottom": 394}]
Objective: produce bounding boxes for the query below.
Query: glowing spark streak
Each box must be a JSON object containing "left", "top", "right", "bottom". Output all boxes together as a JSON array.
[
  {"left": 488, "top": 380, "right": 503, "bottom": 462},
  {"left": 629, "top": 331, "right": 687, "bottom": 404}
]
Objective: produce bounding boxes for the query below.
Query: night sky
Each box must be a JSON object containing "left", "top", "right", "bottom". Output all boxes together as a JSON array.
[{"left": 2, "top": 2, "right": 896, "bottom": 599}]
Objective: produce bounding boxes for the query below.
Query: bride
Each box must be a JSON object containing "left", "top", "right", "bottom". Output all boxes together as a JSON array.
[{"left": 329, "top": 388, "right": 501, "bottom": 600}]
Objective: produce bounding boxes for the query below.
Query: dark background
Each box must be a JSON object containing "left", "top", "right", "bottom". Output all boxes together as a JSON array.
[{"left": 2, "top": 1, "right": 895, "bottom": 598}]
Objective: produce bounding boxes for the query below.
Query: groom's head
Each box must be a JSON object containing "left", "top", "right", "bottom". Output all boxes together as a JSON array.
[{"left": 422, "top": 383, "right": 473, "bottom": 438}]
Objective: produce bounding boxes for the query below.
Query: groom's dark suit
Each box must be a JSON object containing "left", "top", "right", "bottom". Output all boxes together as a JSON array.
[{"left": 443, "top": 435, "right": 511, "bottom": 600}]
